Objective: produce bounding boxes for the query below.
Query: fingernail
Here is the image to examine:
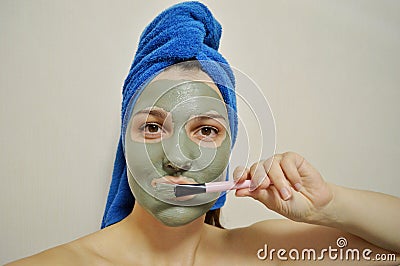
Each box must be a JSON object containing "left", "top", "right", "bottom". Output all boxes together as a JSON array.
[
  {"left": 249, "top": 180, "right": 259, "bottom": 191},
  {"left": 280, "top": 187, "right": 291, "bottom": 200},
  {"left": 294, "top": 183, "right": 302, "bottom": 191},
  {"left": 249, "top": 175, "right": 262, "bottom": 191}
]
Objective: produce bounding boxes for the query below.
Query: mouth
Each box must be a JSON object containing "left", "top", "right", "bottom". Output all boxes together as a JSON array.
[
  {"left": 151, "top": 176, "right": 199, "bottom": 201},
  {"left": 151, "top": 175, "right": 198, "bottom": 186}
]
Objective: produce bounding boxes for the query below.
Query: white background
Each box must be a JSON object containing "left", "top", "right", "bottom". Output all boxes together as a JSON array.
[{"left": 1, "top": 0, "right": 399, "bottom": 263}]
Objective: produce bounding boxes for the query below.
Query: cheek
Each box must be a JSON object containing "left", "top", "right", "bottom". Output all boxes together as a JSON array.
[
  {"left": 125, "top": 141, "right": 165, "bottom": 183},
  {"left": 199, "top": 139, "right": 231, "bottom": 182}
]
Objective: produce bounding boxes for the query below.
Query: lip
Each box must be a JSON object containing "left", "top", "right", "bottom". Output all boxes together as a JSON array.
[{"left": 151, "top": 175, "right": 198, "bottom": 187}]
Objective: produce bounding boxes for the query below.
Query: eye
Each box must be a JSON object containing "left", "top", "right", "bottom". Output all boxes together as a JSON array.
[
  {"left": 130, "top": 109, "right": 173, "bottom": 143},
  {"left": 195, "top": 126, "right": 219, "bottom": 141},
  {"left": 140, "top": 123, "right": 164, "bottom": 139},
  {"left": 146, "top": 124, "right": 160, "bottom": 133}
]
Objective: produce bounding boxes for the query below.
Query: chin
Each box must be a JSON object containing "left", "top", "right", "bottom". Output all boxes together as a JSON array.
[{"left": 152, "top": 204, "right": 215, "bottom": 227}]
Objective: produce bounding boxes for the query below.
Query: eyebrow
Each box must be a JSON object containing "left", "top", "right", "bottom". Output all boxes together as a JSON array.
[
  {"left": 134, "top": 109, "right": 226, "bottom": 122},
  {"left": 134, "top": 108, "right": 168, "bottom": 119},
  {"left": 192, "top": 113, "right": 227, "bottom": 121}
]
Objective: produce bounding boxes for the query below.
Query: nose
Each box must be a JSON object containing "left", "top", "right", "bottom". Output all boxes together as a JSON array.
[
  {"left": 162, "top": 132, "right": 195, "bottom": 174},
  {"left": 163, "top": 158, "right": 192, "bottom": 174},
  {"left": 162, "top": 143, "right": 193, "bottom": 174}
]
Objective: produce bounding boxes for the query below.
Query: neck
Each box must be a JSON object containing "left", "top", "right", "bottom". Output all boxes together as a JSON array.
[{"left": 120, "top": 203, "right": 206, "bottom": 262}]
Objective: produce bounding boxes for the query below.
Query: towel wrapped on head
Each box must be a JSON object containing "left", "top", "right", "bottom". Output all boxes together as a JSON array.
[{"left": 101, "top": 1, "right": 238, "bottom": 228}]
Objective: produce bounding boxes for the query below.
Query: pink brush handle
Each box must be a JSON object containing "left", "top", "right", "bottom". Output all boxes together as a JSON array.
[{"left": 205, "top": 180, "right": 252, "bottom": 193}]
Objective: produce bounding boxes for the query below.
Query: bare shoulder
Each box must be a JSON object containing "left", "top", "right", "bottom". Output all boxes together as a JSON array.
[
  {"left": 225, "top": 219, "right": 300, "bottom": 255},
  {"left": 226, "top": 219, "right": 399, "bottom": 265},
  {"left": 228, "top": 219, "right": 393, "bottom": 250},
  {"left": 6, "top": 230, "right": 109, "bottom": 266},
  {"left": 6, "top": 244, "right": 82, "bottom": 266}
]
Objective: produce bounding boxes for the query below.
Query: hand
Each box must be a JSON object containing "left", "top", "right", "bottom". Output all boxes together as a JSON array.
[{"left": 234, "top": 152, "right": 334, "bottom": 223}]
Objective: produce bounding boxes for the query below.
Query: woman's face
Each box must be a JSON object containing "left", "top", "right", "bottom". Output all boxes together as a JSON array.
[{"left": 124, "top": 71, "right": 231, "bottom": 226}]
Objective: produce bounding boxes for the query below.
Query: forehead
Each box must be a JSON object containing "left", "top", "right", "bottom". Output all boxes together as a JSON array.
[
  {"left": 132, "top": 79, "right": 226, "bottom": 114},
  {"left": 152, "top": 66, "right": 223, "bottom": 98}
]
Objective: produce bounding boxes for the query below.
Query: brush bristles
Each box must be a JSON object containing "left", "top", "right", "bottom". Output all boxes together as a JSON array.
[
  {"left": 174, "top": 184, "right": 206, "bottom": 197},
  {"left": 154, "top": 183, "right": 177, "bottom": 199},
  {"left": 155, "top": 183, "right": 207, "bottom": 198}
]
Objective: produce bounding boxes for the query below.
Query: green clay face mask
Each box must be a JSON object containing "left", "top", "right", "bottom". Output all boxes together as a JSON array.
[{"left": 124, "top": 79, "right": 231, "bottom": 226}]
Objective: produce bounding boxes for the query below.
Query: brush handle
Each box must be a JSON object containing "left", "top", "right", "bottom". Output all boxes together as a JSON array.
[{"left": 205, "top": 180, "right": 252, "bottom": 193}]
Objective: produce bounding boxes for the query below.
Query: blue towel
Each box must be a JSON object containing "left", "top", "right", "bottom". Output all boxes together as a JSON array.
[{"left": 101, "top": 1, "right": 238, "bottom": 228}]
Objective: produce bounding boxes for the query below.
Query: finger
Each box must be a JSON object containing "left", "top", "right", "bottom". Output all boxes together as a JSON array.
[
  {"left": 262, "top": 156, "right": 274, "bottom": 174},
  {"left": 236, "top": 183, "right": 281, "bottom": 212},
  {"left": 233, "top": 166, "right": 249, "bottom": 183},
  {"left": 251, "top": 184, "right": 281, "bottom": 209},
  {"left": 235, "top": 174, "right": 271, "bottom": 197},
  {"left": 249, "top": 161, "right": 268, "bottom": 191},
  {"left": 265, "top": 157, "right": 292, "bottom": 201},
  {"left": 280, "top": 152, "right": 304, "bottom": 191},
  {"left": 236, "top": 176, "right": 271, "bottom": 196}
]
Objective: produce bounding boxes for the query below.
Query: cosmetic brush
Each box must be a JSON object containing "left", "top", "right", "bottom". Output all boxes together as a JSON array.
[{"left": 155, "top": 180, "right": 252, "bottom": 198}]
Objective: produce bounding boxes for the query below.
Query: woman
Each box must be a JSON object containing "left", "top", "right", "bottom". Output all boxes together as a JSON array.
[{"left": 8, "top": 2, "right": 399, "bottom": 265}]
